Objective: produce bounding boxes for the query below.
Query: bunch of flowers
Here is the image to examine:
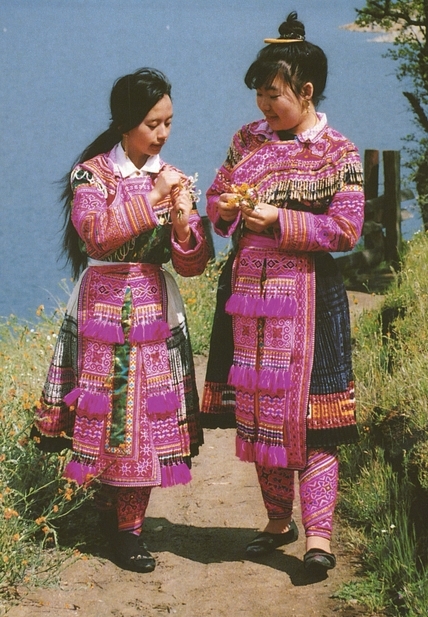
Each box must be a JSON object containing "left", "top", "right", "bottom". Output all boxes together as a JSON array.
[
  {"left": 227, "top": 183, "right": 259, "bottom": 210},
  {"left": 174, "top": 172, "right": 201, "bottom": 219}
]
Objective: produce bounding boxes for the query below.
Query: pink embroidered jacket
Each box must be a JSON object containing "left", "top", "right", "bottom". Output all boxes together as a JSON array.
[
  {"left": 207, "top": 114, "right": 364, "bottom": 254},
  {"left": 71, "top": 149, "right": 210, "bottom": 276}
]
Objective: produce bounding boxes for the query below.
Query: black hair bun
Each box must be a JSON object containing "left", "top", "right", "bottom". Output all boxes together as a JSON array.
[{"left": 278, "top": 11, "right": 305, "bottom": 40}]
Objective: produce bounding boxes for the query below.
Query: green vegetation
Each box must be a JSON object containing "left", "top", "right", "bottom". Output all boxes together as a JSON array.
[
  {"left": 338, "top": 230, "right": 428, "bottom": 615},
  {"left": 0, "top": 309, "right": 95, "bottom": 598},
  {"left": 356, "top": 2, "right": 428, "bottom": 229},
  {"left": 172, "top": 252, "right": 228, "bottom": 355}
]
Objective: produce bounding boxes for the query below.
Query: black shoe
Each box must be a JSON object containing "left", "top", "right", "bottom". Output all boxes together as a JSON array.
[
  {"left": 246, "top": 520, "right": 299, "bottom": 556},
  {"left": 303, "top": 548, "right": 336, "bottom": 573},
  {"left": 113, "top": 531, "right": 156, "bottom": 573}
]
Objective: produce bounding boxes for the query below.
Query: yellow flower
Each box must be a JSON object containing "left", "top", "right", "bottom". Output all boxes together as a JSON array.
[
  {"left": 64, "top": 487, "right": 74, "bottom": 501},
  {"left": 35, "top": 516, "right": 46, "bottom": 525},
  {"left": 227, "top": 183, "right": 258, "bottom": 210},
  {"left": 4, "top": 508, "right": 19, "bottom": 520}
]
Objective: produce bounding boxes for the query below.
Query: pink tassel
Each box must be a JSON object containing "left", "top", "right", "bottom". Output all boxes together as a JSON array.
[
  {"left": 258, "top": 368, "right": 291, "bottom": 393},
  {"left": 228, "top": 365, "right": 258, "bottom": 391},
  {"left": 64, "top": 461, "right": 97, "bottom": 485},
  {"left": 63, "top": 387, "right": 82, "bottom": 406},
  {"left": 261, "top": 296, "right": 297, "bottom": 318},
  {"left": 82, "top": 319, "right": 125, "bottom": 345},
  {"left": 226, "top": 294, "right": 297, "bottom": 319},
  {"left": 129, "top": 320, "right": 171, "bottom": 343},
  {"left": 78, "top": 390, "right": 110, "bottom": 417},
  {"left": 235, "top": 436, "right": 255, "bottom": 462},
  {"left": 254, "top": 443, "right": 288, "bottom": 468},
  {"left": 160, "top": 463, "right": 192, "bottom": 487},
  {"left": 147, "top": 391, "right": 180, "bottom": 416},
  {"left": 225, "top": 293, "right": 242, "bottom": 315},
  {"left": 226, "top": 294, "right": 263, "bottom": 318}
]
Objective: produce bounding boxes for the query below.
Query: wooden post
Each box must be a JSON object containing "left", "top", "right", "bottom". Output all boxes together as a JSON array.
[
  {"left": 364, "top": 149, "right": 379, "bottom": 201},
  {"left": 383, "top": 150, "right": 402, "bottom": 267},
  {"left": 364, "top": 150, "right": 380, "bottom": 250}
]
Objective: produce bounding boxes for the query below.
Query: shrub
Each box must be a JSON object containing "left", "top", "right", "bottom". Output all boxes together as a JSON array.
[
  {"left": 339, "top": 231, "right": 428, "bottom": 616},
  {"left": 0, "top": 309, "right": 94, "bottom": 594}
]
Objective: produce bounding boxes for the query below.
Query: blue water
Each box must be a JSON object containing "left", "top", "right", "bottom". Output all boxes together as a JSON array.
[{"left": 0, "top": 0, "right": 421, "bottom": 318}]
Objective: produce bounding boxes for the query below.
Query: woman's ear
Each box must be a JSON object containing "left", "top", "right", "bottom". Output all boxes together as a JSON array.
[{"left": 301, "top": 82, "right": 314, "bottom": 100}]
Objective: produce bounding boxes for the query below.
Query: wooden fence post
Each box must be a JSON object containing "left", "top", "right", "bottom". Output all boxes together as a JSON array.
[
  {"left": 364, "top": 149, "right": 380, "bottom": 250},
  {"left": 383, "top": 150, "right": 402, "bottom": 267},
  {"left": 364, "top": 149, "right": 379, "bottom": 200}
]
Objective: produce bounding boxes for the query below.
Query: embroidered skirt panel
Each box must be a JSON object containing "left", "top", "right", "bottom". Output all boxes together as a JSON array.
[{"left": 35, "top": 262, "right": 203, "bottom": 488}]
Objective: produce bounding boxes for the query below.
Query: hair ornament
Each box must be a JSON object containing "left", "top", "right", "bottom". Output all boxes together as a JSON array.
[{"left": 264, "top": 33, "right": 305, "bottom": 44}]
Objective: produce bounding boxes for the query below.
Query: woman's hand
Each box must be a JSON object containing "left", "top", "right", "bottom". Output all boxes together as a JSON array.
[
  {"left": 241, "top": 201, "right": 279, "bottom": 232},
  {"left": 217, "top": 193, "right": 240, "bottom": 222},
  {"left": 149, "top": 166, "right": 184, "bottom": 203},
  {"left": 170, "top": 188, "right": 193, "bottom": 226},
  {"left": 171, "top": 188, "right": 195, "bottom": 249}
]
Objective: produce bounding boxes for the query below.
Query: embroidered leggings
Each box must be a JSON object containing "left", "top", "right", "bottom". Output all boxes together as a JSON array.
[
  {"left": 95, "top": 485, "right": 152, "bottom": 534},
  {"left": 256, "top": 447, "right": 338, "bottom": 540}
]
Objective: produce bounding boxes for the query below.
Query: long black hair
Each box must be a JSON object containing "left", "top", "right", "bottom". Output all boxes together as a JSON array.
[
  {"left": 61, "top": 67, "right": 172, "bottom": 279},
  {"left": 244, "top": 11, "right": 327, "bottom": 106}
]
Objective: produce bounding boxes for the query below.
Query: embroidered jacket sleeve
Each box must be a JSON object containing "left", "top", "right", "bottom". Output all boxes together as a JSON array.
[
  {"left": 71, "top": 165, "right": 159, "bottom": 260},
  {"left": 170, "top": 212, "right": 211, "bottom": 276},
  {"left": 277, "top": 150, "right": 364, "bottom": 253}
]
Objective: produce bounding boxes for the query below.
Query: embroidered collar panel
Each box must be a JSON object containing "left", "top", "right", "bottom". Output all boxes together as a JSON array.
[{"left": 252, "top": 113, "right": 328, "bottom": 144}]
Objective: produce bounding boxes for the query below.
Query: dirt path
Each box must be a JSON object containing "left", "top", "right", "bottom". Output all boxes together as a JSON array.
[{"left": 4, "top": 292, "right": 384, "bottom": 617}]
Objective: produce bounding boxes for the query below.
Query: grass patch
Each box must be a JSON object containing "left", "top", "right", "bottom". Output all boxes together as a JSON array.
[
  {"left": 0, "top": 308, "right": 96, "bottom": 599},
  {"left": 339, "top": 231, "right": 428, "bottom": 616}
]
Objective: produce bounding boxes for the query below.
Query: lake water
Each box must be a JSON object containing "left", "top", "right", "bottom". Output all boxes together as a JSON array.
[{"left": 0, "top": 0, "right": 422, "bottom": 318}]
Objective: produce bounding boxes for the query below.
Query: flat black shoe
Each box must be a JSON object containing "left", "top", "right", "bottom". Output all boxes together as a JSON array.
[
  {"left": 303, "top": 548, "right": 336, "bottom": 572},
  {"left": 113, "top": 531, "right": 156, "bottom": 573},
  {"left": 246, "top": 520, "right": 299, "bottom": 556}
]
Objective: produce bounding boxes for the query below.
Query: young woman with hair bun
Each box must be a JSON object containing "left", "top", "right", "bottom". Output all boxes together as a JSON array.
[{"left": 202, "top": 11, "right": 364, "bottom": 574}]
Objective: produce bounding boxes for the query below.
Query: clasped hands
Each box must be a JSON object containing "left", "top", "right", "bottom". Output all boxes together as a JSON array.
[{"left": 217, "top": 192, "right": 278, "bottom": 233}]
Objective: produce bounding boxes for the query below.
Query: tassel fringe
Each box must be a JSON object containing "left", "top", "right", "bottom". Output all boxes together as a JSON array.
[
  {"left": 63, "top": 387, "right": 82, "bottom": 406},
  {"left": 64, "top": 388, "right": 110, "bottom": 417},
  {"left": 228, "top": 365, "right": 291, "bottom": 394},
  {"left": 225, "top": 293, "right": 296, "bottom": 318},
  {"left": 228, "top": 365, "right": 258, "bottom": 392},
  {"left": 254, "top": 442, "right": 288, "bottom": 467},
  {"left": 147, "top": 391, "right": 180, "bottom": 416},
  {"left": 235, "top": 435, "right": 255, "bottom": 462},
  {"left": 129, "top": 320, "right": 171, "bottom": 343},
  {"left": 82, "top": 318, "right": 125, "bottom": 344},
  {"left": 160, "top": 463, "right": 192, "bottom": 487},
  {"left": 235, "top": 437, "right": 288, "bottom": 467},
  {"left": 258, "top": 368, "right": 291, "bottom": 394}
]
